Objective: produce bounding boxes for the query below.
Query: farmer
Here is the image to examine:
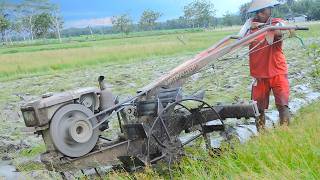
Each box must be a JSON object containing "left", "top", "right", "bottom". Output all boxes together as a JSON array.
[{"left": 238, "top": 0, "right": 294, "bottom": 130}]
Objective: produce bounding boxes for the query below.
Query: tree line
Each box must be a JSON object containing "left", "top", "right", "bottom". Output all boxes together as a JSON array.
[
  {"left": 92, "top": 0, "right": 320, "bottom": 36},
  {"left": 111, "top": 0, "right": 216, "bottom": 35},
  {"left": 1, "top": 0, "right": 320, "bottom": 43},
  {"left": 0, "top": 0, "right": 62, "bottom": 44}
]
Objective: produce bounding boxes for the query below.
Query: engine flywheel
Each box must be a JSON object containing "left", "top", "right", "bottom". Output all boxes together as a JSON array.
[{"left": 49, "top": 104, "right": 100, "bottom": 157}]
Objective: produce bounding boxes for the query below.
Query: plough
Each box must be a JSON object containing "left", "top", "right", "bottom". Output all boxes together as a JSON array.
[{"left": 20, "top": 25, "right": 308, "bottom": 173}]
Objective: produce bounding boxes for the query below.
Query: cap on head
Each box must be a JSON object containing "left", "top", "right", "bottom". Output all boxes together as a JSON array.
[{"left": 247, "top": 0, "right": 281, "bottom": 13}]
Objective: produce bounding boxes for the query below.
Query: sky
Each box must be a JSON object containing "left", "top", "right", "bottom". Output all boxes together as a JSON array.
[{"left": 50, "top": 0, "right": 251, "bottom": 28}]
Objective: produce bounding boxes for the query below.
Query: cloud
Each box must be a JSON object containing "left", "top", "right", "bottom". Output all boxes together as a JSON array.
[{"left": 65, "top": 17, "right": 113, "bottom": 28}]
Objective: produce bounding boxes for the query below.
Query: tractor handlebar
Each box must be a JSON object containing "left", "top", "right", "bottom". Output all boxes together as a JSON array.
[{"left": 294, "top": 26, "right": 309, "bottom": 31}]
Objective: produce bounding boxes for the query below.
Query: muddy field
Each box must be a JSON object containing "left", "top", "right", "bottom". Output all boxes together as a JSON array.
[{"left": 0, "top": 37, "right": 319, "bottom": 178}]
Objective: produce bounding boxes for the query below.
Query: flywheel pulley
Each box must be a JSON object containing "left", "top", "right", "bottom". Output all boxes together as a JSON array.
[{"left": 49, "top": 104, "right": 100, "bottom": 157}]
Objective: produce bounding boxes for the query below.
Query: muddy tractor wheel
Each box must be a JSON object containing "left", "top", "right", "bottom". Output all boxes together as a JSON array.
[
  {"left": 146, "top": 98, "right": 225, "bottom": 165},
  {"left": 49, "top": 104, "right": 100, "bottom": 157}
]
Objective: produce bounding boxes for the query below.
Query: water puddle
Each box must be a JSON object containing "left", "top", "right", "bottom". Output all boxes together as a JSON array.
[
  {"left": 208, "top": 84, "right": 320, "bottom": 146},
  {"left": 0, "top": 161, "right": 23, "bottom": 180}
]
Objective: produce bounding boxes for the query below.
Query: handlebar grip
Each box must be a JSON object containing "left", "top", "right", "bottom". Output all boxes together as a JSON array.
[{"left": 295, "top": 26, "right": 309, "bottom": 31}]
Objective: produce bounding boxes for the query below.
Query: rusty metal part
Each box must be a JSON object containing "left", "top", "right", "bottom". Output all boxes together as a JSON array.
[
  {"left": 41, "top": 139, "right": 144, "bottom": 171},
  {"left": 49, "top": 104, "right": 100, "bottom": 157},
  {"left": 98, "top": 76, "right": 115, "bottom": 111},
  {"left": 40, "top": 100, "right": 259, "bottom": 172},
  {"left": 21, "top": 87, "right": 100, "bottom": 127}
]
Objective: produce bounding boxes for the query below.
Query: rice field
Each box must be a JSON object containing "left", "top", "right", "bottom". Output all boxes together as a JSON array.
[
  {"left": 0, "top": 22, "right": 319, "bottom": 80},
  {"left": 0, "top": 29, "right": 234, "bottom": 79}
]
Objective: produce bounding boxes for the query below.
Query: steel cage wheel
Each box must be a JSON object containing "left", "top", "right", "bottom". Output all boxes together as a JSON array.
[{"left": 146, "top": 98, "right": 225, "bottom": 164}]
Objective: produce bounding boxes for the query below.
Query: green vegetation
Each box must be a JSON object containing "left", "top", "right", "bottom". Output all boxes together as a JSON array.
[
  {"left": 0, "top": 28, "right": 236, "bottom": 80},
  {"left": 1, "top": 28, "right": 204, "bottom": 50},
  {"left": 109, "top": 101, "right": 320, "bottom": 179},
  {"left": 0, "top": 22, "right": 319, "bottom": 81},
  {"left": 139, "top": 10, "right": 162, "bottom": 31},
  {"left": 307, "top": 42, "right": 320, "bottom": 77},
  {"left": 13, "top": 144, "right": 46, "bottom": 171},
  {"left": 19, "top": 144, "right": 46, "bottom": 158},
  {"left": 15, "top": 161, "right": 45, "bottom": 172}
]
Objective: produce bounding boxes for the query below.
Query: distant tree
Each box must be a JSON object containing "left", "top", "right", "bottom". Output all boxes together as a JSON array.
[
  {"left": 308, "top": 0, "right": 320, "bottom": 20},
  {"left": 50, "top": 4, "right": 63, "bottom": 42},
  {"left": 222, "top": 12, "right": 233, "bottom": 26},
  {"left": 183, "top": 0, "right": 216, "bottom": 28},
  {"left": 0, "top": 0, "right": 14, "bottom": 43},
  {"left": 111, "top": 13, "right": 133, "bottom": 35},
  {"left": 139, "top": 10, "right": 162, "bottom": 31},
  {"left": 239, "top": 2, "right": 251, "bottom": 23},
  {"left": 222, "top": 12, "right": 241, "bottom": 26},
  {"left": 32, "top": 13, "right": 52, "bottom": 38},
  {"left": 11, "top": 21, "right": 25, "bottom": 40},
  {"left": 272, "top": 0, "right": 292, "bottom": 18},
  {"left": 183, "top": 3, "right": 195, "bottom": 28},
  {"left": 18, "top": 0, "right": 54, "bottom": 40},
  {"left": 164, "top": 16, "right": 189, "bottom": 29},
  {"left": 287, "top": 0, "right": 295, "bottom": 6},
  {"left": 0, "top": 14, "right": 10, "bottom": 42}
]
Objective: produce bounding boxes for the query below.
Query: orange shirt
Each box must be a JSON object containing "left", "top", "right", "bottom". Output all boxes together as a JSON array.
[{"left": 249, "top": 18, "right": 288, "bottom": 78}]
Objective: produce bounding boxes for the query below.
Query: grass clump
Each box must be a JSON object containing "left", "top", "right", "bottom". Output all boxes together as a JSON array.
[
  {"left": 307, "top": 42, "right": 320, "bottom": 78},
  {"left": 15, "top": 161, "right": 46, "bottom": 172},
  {"left": 19, "top": 144, "right": 46, "bottom": 158},
  {"left": 178, "top": 102, "right": 320, "bottom": 179},
  {"left": 13, "top": 144, "right": 46, "bottom": 171}
]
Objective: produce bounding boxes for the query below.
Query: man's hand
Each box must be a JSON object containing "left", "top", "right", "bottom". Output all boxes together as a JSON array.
[
  {"left": 288, "top": 29, "right": 296, "bottom": 38},
  {"left": 274, "top": 29, "right": 296, "bottom": 39},
  {"left": 274, "top": 21, "right": 296, "bottom": 38},
  {"left": 251, "top": 22, "right": 265, "bottom": 29}
]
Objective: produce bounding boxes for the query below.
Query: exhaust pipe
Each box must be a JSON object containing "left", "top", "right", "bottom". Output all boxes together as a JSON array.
[
  {"left": 98, "top": 76, "right": 107, "bottom": 90},
  {"left": 98, "top": 76, "right": 114, "bottom": 110}
]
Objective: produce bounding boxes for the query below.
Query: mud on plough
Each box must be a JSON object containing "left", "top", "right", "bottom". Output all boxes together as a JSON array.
[{"left": 20, "top": 25, "right": 308, "bottom": 176}]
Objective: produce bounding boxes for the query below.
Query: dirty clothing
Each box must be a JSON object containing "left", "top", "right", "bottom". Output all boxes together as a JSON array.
[
  {"left": 243, "top": 18, "right": 290, "bottom": 112},
  {"left": 249, "top": 18, "right": 288, "bottom": 78},
  {"left": 251, "top": 74, "right": 290, "bottom": 110}
]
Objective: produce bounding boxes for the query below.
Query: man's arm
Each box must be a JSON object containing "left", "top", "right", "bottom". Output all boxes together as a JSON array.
[{"left": 238, "top": 18, "right": 253, "bottom": 38}]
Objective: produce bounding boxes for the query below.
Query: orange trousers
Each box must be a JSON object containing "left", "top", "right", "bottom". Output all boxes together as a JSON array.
[{"left": 251, "top": 74, "right": 290, "bottom": 111}]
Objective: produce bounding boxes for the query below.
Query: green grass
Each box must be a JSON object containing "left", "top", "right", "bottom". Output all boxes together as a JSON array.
[
  {"left": 108, "top": 101, "right": 320, "bottom": 179},
  {"left": 0, "top": 29, "right": 234, "bottom": 80},
  {"left": 15, "top": 161, "right": 46, "bottom": 172},
  {"left": 0, "top": 22, "right": 319, "bottom": 81},
  {"left": 178, "top": 104, "right": 320, "bottom": 179},
  {"left": 19, "top": 144, "right": 46, "bottom": 158},
  {"left": 13, "top": 144, "right": 46, "bottom": 172},
  {"left": 2, "top": 28, "right": 205, "bottom": 50}
]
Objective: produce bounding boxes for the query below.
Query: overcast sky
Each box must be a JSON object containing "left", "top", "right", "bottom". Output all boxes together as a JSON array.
[{"left": 51, "top": 0, "right": 251, "bottom": 28}]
